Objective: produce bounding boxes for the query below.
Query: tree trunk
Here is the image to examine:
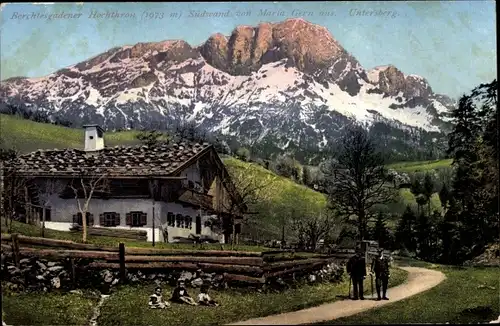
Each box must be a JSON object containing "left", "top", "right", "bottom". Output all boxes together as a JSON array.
[
  {"left": 82, "top": 210, "right": 88, "bottom": 243},
  {"left": 42, "top": 208, "right": 46, "bottom": 238},
  {"left": 152, "top": 201, "right": 155, "bottom": 247},
  {"left": 358, "top": 217, "right": 365, "bottom": 241},
  {"left": 7, "top": 193, "right": 13, "bottom": 232},
  {"left": 231, "top": 221, "right": 236, "bottom": 250}
]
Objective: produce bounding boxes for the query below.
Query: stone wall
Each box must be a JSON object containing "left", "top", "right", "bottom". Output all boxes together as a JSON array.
[{"left": 1, "top": 252, "right": 345, "bottom": 294}]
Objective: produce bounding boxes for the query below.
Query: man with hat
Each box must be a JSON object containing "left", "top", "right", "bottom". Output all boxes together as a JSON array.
[
  {"left": 370, "top": 248, "right": 391, "bottom": 300},
  {"left": 346, "top": 247, "right": 367, "bottom": 300}
]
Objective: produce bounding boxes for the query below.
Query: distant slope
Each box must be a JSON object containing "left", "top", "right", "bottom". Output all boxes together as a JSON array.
[{"left": 388, "top": 159, "right": 452, "bottom": 173}]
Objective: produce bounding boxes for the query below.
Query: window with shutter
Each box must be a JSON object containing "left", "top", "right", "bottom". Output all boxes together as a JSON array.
[
  {"left": 75, "top": 212, "right": 93, "bottom": 226},
  {"left": 184, "top": 216, "right": 192, "bottom": 229},
  {"left": 128, "top": 212, "right": 146, "bottom": 227},
  {"left": 101, "top": 212, "right": 120, "bottom": 227},
  {"left": 167, "top": 212, "right": 175, "bottom": 227},
  {"left": 140, "top": 212, "right": 147, "bottom": 226},
  {"left": 176, "top": 214, "right": 183, "bottom": 228},
  {"left": 126, "top": 213, "right": 132, "bottom": 226},
  {"left": 132, "top": 212, "right": 140, "bottom": 226}
]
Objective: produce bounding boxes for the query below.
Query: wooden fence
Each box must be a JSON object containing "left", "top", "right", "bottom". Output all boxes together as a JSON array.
[
  {"left": 69, "top": 226, "right": 148, "bottom": 241},
  {"left": 1, "top": 234, "right": 343, "bottom": 285}
]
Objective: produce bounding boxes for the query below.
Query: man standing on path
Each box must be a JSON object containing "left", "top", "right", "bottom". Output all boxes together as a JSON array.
[
  {"left": 370, "top": 248, "right": 391, "bottom": 301},
  {"left": 346, "top": 247, "right": 366, "bottom": 300}
]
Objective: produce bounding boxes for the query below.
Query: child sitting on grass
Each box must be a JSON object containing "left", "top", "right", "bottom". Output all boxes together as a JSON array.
[
  {"left": 148, "top": 287, "right": 171, "bottom": 309},
  {"left": 197, "top": 284, "right": 220, "bottom": 307},
  {"left": 170, "top": 280, "right": 198, "bottom": 306}
]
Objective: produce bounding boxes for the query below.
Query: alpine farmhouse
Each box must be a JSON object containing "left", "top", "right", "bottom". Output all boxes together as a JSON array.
[{"left": 4, "top": 125, "right": 246, "bottom": 243}]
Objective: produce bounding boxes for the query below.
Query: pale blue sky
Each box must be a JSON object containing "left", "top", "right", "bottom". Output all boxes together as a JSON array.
[{"left": 0, "top": 1, "right": 496, "bottom": 99}]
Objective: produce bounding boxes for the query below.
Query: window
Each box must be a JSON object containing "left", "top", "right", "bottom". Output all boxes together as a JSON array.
[
  {"left": 37, "top": 207, "right": 51, "bottom": 221},
  {"left": 89, "top": 136, "right": 94, "bottom": 140},
  {"left": 176, "top": 214, "right": 184, "bottom": 228},
  {"left": 100, "top": 212, "right": 120, "bottom": 227},
  {"left": 184, "top": 216, "right": 192, "bottom": 229},
  {"left": 126, "top": 211, "right": 147, "bottom": 227},
  {"left": 167, "top": 212, "right": 175, "bottom": 227},
  {"left": 73, "top": 212, "right": 94, "bottom": 226},
  {"left": 45, "top": 208, "right": 51, "bottom": 221}
]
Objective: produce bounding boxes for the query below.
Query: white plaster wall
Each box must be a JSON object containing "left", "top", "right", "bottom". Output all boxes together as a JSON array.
[
  {"left": 47, "top": 195, "right": 155, "bottom": 226},
  {"left": 44, "top": 195, "right": 222, "bottom": 243},
  {"left": 44, "top": 222, "right": 72, "bottom": 232},
  {"left": 157, "top": 202, "right": 222, "bottom": 243}
]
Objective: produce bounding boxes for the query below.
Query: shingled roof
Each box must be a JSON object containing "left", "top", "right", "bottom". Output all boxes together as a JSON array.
[{"left": 7, "top": 141, "right": 212, "bottom": 177}]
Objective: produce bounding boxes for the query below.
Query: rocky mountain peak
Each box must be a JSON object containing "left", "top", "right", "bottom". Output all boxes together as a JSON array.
[
  {"left": 368, "top": 64, "right": 433, "bottom": 99},
  {"left": 199, "top": 18, "right": 346, "bottom": 76}
]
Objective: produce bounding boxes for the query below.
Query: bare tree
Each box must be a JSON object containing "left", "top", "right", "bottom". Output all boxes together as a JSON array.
[
  {"left": 290, "top": 204, "right": 340, "bottom": 251},
  {"left": 36, "top": 177, "right": 67, "bottom": 237},
  {"left": 219, "top": 164, "right": 278, "bottom": 249},
  {"left": 321, "top": 124, "right": 397, "bottom": 241},
  {"left": 1, "top": 149, "right": 27, "bottom": 232},
  {"left": 69, "top": 170, "right": 109, "bottom": 242},
  {"left": 175, "top": 120, "right": 208, "bottom": 143}
]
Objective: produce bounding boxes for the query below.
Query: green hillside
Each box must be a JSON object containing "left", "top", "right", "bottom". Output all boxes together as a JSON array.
[
  {"left": 222, "top": 156, "right": 328, "bottom": 239},
  {"left": 0, "top": 114, "right": 140, "bottom": 151}
]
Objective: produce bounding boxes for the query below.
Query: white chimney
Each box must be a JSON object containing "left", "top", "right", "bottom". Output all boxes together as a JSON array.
[{"left": 83, "top": 124, "right": 105, "bottom": 151}]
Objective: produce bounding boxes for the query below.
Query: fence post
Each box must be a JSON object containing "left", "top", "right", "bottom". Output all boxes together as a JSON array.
[
  {"left": 119, "top": 243, "right": 126, "bottom": 283},
  {"left": 11, "top": 233, "right": 20, "bottom": 268},
  {"left": 70, "top": 258, "right": 76, "bottom": 289}
]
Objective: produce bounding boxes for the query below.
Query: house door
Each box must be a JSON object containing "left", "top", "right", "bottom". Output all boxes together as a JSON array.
[{"left": 195, "top": 215, "right": 202, "bottom": 234}]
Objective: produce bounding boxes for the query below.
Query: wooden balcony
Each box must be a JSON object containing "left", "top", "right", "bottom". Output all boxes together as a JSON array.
[{"left": 177, "top": 186, "right": 214, "bottom": 211}]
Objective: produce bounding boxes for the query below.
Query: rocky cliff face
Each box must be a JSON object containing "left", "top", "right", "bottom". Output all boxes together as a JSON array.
[
  {"left": 199, "top": 19, "right": 345, "bottom": 77},
  {"left": 0, "top": 18, "right": 454, "bottom": 159}
]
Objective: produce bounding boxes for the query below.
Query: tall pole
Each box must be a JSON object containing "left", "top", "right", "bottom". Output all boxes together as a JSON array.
[
  {"left": 149, "top": 178, "right": 156, "bottom": 247},
  {"left": 0, "top": 161, "right": 4, "bottom": 229},
  {"left": 152, "top": 202, "right": 155, "bottom": 247}
]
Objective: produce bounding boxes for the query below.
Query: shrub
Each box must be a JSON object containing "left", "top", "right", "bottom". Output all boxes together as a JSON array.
[{"left": 236, "top": 147, "right": 251, "bottom": 162}]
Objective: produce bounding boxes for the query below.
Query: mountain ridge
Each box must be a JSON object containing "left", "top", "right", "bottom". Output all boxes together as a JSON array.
[{"left": 0, "top": 18, "right": 454, "bottom": 162}]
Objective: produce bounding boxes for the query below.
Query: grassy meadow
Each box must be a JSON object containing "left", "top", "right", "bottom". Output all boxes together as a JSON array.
[{"left": 2, "top": 265, "right": 407, "bottom": 326}]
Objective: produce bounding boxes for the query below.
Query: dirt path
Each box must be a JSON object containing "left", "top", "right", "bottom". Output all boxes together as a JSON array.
[{"left": 229, "top": 267, "right": 446, "bottom": 325}]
